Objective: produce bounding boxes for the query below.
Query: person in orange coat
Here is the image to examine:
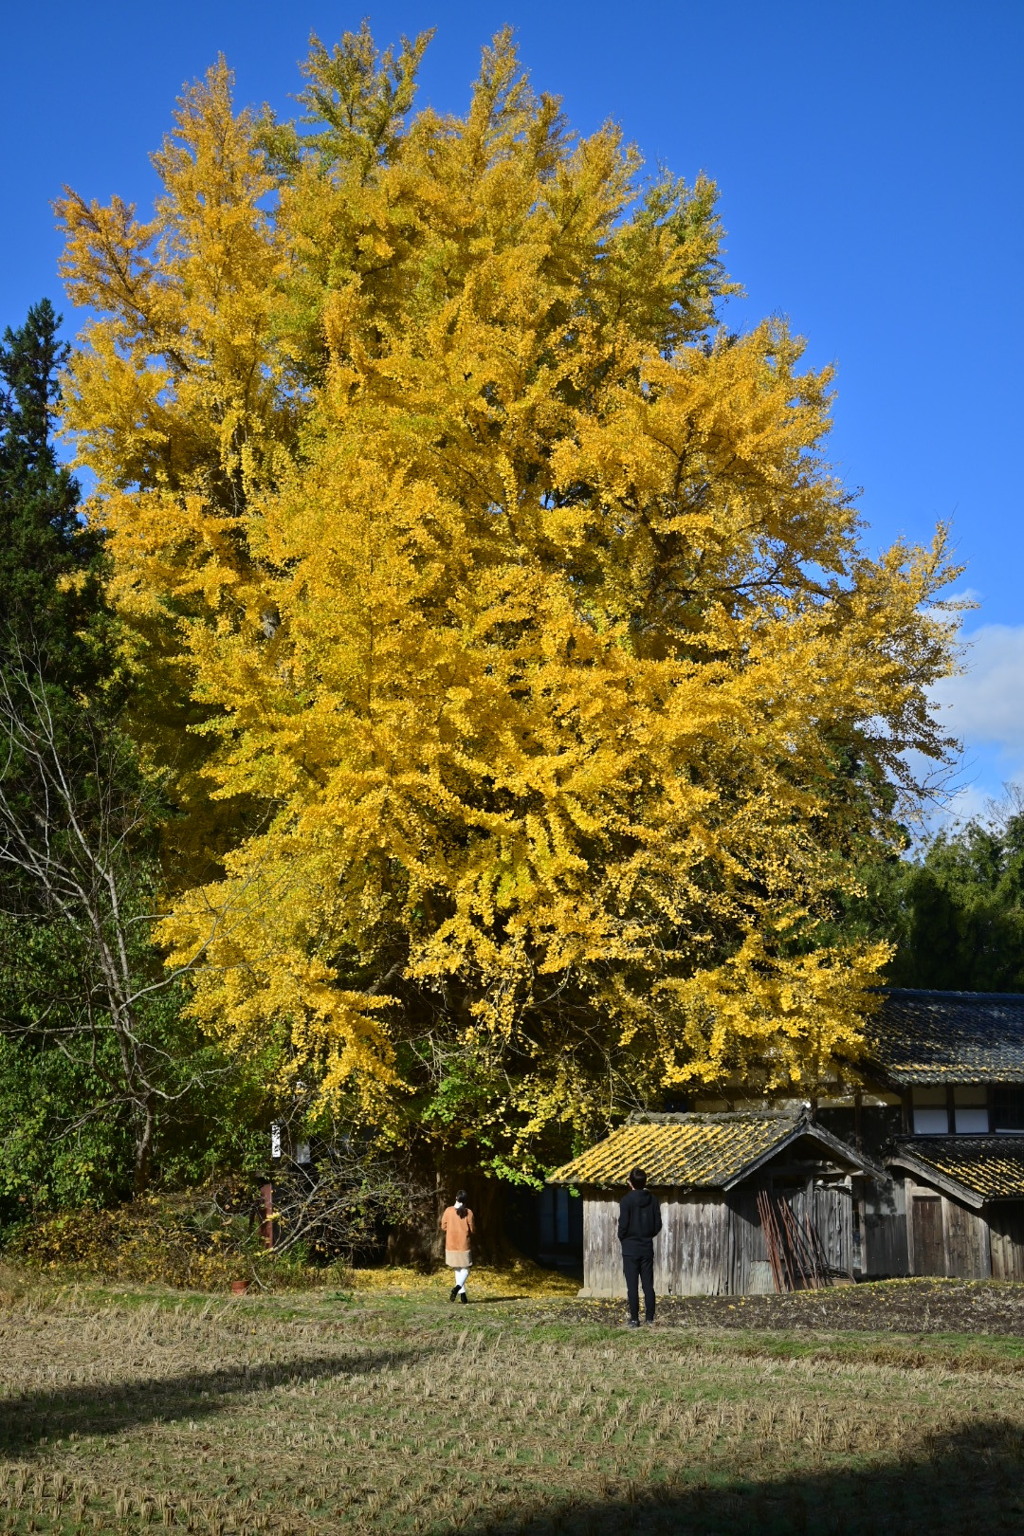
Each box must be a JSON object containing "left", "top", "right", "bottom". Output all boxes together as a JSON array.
[{"left": 440, "top": 1189, "right": 474, "bottom": 1303}]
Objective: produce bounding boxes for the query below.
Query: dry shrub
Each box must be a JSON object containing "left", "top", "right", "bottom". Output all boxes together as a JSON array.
[
  {"left": 0, "top": 1259, "right": 32, "bottom": 1303},
  {"left": 3, "top": 1191, "right": 351, "bottom": 1291},
  {"left": 3, "top": 1194, "right": 574, "bottom": 1299}
]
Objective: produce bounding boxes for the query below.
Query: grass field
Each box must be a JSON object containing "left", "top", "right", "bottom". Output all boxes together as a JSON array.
[{"left": 3, "top": 1269, "right": 1024, "bottom": 1534}]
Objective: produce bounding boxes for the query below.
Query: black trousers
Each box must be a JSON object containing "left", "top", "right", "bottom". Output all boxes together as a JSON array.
[{"left": 622, "top": 1246, "right": 655, "bottom": 1321}]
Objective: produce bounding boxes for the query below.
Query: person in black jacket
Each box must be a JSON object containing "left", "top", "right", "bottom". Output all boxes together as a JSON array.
[{"left": 618, "top": 1167, "right": 662, "bottom": 1328}]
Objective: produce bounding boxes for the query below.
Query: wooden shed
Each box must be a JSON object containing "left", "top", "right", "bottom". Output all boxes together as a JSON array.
[
  {"left": 888, "top": 1136, "right": 1024, "bottom": 1279},
  {"left": 548, "top": 1111, "right": 879, "bottom": 1297}
]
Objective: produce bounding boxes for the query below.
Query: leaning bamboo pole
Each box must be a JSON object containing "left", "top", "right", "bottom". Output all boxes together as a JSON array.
[
  {"left": 779, "top": 1197, "right": 818, "bottom": 1289},
  {"left": 757, "top": 1189, "right": 790, "bottom": 1293},
  {"left": 757, "top": 1189, "right": 834, "bottom": 1292}
]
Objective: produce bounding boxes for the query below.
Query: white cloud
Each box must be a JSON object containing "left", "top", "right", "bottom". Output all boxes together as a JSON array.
[
  {"left": 930, "top": 625, "right": 1024, "bottom": 759},
  {"left": 931, "top": 782, "right": 1008, "bottom": 832},
  {"left": 903, "top": 625, "right": 1024, "bottom": 834},
  {"left": 940, "top": 587, "right": 983, "bottom": 609}
]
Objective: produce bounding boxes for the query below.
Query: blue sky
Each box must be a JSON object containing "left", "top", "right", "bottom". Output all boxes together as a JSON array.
[{"left": 2, "top": 0, "right": 1021, "bottom": 824}]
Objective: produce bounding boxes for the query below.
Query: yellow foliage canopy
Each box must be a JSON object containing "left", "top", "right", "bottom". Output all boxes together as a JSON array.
[{"left": 59, "top": 29, "right": 958, "bottom": 1168}]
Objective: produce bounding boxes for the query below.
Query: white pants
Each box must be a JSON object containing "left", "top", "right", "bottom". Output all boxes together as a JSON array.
[{"left": 453, "top": 1268, "right": 469, "bottom": 1289}]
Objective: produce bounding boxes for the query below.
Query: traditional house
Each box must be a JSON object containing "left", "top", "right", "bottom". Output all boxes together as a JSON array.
[
  {"left": 844, "top": 989, "right": 1024, "bottom": 1280},
  {"left": 546, "top": 989, "right": 1024, "bottom": 1292},
  {"left": 547, "top": 1109, "right": 879, "bottom": 1296}
]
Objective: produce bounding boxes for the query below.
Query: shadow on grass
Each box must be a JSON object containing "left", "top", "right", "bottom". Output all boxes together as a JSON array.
[
  {"left": 466, "top": 1296, "right": 528, "bottom": 1305},
  {"left": 463, "top": 1421, "right": 1024, "bottom": 1536},
  {"left": 0, "top": 1347, "right": 417, "bottom": 1457}
]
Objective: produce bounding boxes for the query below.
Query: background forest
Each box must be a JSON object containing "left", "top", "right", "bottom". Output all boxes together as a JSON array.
[{"left": 0, "top": 29, "right": 1010, "bottom": 1249}]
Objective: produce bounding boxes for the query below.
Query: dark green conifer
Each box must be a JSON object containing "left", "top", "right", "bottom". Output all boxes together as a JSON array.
[
  {"left": 0, "top": 298, "right": 100, "bottom": 670},
  {"left": 0, "top": 302, "right": 263, "bottom": 1207}
]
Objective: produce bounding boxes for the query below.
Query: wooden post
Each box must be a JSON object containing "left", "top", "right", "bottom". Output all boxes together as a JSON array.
[{"left": 260, "top": 1183, "right": 275, "bottom": 1250}]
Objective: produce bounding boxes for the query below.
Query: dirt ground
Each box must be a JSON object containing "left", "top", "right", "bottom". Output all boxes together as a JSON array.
[{"left": 550, "top": 1277, "right": 1024, "bottom": 1334}]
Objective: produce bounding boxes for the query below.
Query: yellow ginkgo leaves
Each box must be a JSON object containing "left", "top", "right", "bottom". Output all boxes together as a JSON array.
[{"left": 59, "top": 27, "right": 958, "bottom": 1169}]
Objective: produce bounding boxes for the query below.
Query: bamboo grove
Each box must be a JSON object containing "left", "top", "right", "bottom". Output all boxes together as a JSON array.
[{"left": 53, "top": 27, "right": 959, "bottom": 1174}]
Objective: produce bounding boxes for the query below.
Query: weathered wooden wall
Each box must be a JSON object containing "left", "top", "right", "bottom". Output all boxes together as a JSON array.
[
  {"left": 905, "top": 1178, "right": 990, "bottom": 1278},
  {"left": 579, "top": 1174, "right": 854, "bottom": 1297},
  {"left": 858, "top": 1175, "right": 1024, "bottom": 1282},
  {"left": 580, "top": 1192, "right": 733, "bottom": 1298},
  {"left": 861, "top": 1175, "right": 909, "bottom": 1277},
  {"left": 656, "top": 1194, "right": 732, "bottom": 1296},
  {"left": 989, "top": 1203, "right": 1024, "bottom": 1280},
  {"left": 581, "top": 1195, "right": 628, "bottom": 1299}
]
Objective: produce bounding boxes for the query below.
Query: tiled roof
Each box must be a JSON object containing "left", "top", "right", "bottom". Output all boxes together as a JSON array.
[
  {"left": 547, "top": 1112, "right": 868, "bottom": 1189},
  {"left": 865, "top": 990, "right": 1024, "bottom": 1085},
  {"left": 890, "top": 1137, "right": 1024, "bottom": 1203}
]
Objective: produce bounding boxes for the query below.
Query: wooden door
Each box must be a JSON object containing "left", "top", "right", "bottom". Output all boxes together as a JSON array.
[
  {"left": 729, "top": 1190, "right": 771, "bottom": 1294},
  {"left": 862, "top": 1176, "right": 909, "bottom": 1277},
  {"left": 912, "top": 1196, "right": 945, "bottom": 1274},
  {"left": 810, "top": 1182, "right": 853, "bottom": 1277}
]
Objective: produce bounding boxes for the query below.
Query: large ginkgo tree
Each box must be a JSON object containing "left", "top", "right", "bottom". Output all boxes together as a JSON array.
[{"left": 58, "top": 27, "right": 957, "bottom": 1173}]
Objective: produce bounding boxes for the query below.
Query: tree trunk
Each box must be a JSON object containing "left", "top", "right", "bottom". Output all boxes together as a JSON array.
[
  {"left": 460, "top": 1177, "right": 514, "bottom": 1265},
  {"left": 382, "top": 1158, "right": 445, "bottom": 1268},
  {"left": 133, "top": 1096, "right": 155, "bottom": 1196}
]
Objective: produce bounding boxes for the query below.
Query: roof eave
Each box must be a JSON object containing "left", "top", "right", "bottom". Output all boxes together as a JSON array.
[
  {"left": 720, "top": 1119, "right": 884, "bottom": 1188},
  {"left": 547, "top": 1117, "right": 881, "bottom": 1190},
  {"left": 886, "top": 1150, "right": 987, "bottom": 1209},
  {"left": 886, "top": 1072, "right": 1024, "bottom": 1087}
]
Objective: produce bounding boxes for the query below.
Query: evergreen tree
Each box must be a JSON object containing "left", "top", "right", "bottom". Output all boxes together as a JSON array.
[
  {"left": 885, "top": 800, "right": 1024, "bottom": 992},
  {"left": 0, "top": 302, "right": 265, "bottom": 1210},
  {"left": 0, "top": 299, "right": 100, "bottom": 670},
  {"left": 829, "top": 788, "right": 1024, "bottom": 995}
]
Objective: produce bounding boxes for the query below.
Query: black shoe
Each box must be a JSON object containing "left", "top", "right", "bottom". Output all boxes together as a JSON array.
[
  {"left": 449, "top": 1285, "right": 460, "bottom": 1302},
  {"left": 459, "top": 1289, "right": 468, "bottom": 1304},
  {"left": 627, "top": 1318, "right": 640, "bottom": 1329},
  {"left": 644, "top": 1317, "right": 655, "bottom": 1327}
]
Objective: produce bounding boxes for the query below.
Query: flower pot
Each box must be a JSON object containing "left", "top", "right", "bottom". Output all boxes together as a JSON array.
[{"left": 230, "top": 1279, "right": 250, "bottom": 1296}]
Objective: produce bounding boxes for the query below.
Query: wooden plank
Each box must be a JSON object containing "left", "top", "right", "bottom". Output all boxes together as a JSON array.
[
  {"left": 729, "top": 1189, "right": 772, "bottom": 1294},
  {"left": 990, "top": 1202, "right": 1024, "bottom": 1280},
  {"left": 942, "top": 1196, "right": 988, "bottom": 1279},
  {"left": 862, "top": 1174, "right": 909, "bottom": 1277},
  {"left": 911, "top": 1196, "right": 944, "bottom": 1275},
  {"left": 654, "top": 1193, "right": 680, "bottom": 1297},
  {"left": 656, "top": 1194, "right": 729, "bottom": 1296},
  {"left": 981, "top": 1202, "right": 992, "bottom": 1277}
]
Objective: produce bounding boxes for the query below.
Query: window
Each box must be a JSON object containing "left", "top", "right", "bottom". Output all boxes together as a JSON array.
[
  {"left": 953, "top": 1085, "right": 989, "bottom": 1134},
  {"left": 912, "top": 1086, "right": 949, "bottom": 1135},
  {"left": 993, "top": 1087, "right": 1024, "bottom": 1133}
]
